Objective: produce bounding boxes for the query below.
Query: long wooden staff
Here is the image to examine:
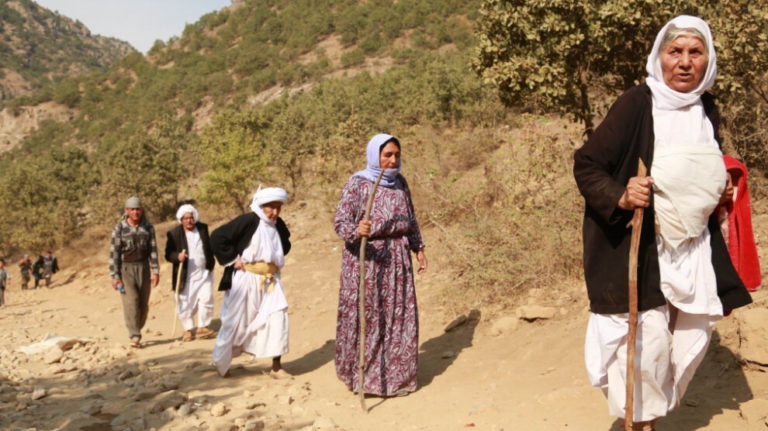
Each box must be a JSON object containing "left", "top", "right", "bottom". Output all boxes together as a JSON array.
[
  {"left": 625, "top": 159, "right": 647, "bottom": 431},
  {"left": 358, "top": 169, "right": 385, "bottom": 413},
  {"left": 171, "top": 249, "right": 186, "bottom": 338}
]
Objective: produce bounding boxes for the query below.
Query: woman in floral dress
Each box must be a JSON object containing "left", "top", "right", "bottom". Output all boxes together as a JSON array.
[{"left": 334, "top": 133, "right": 428, "bottom": 396}]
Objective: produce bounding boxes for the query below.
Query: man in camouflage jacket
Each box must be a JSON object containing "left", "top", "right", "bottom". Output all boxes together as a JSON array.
[{"left": 109, "top": 196, "right": 160, "bottom": 347}]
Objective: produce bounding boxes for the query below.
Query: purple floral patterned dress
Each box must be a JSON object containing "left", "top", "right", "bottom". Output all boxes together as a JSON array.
[{"left": 334, "top": 174, "right": 425, "bottom": 396}]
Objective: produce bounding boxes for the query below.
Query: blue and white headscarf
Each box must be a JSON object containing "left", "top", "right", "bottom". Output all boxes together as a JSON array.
[{"left": 353, "top": 133, "right": 401, "bottom": 188}]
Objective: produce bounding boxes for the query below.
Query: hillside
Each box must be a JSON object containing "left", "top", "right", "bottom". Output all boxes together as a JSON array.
[
  {"left": 0, "top": 0, "right": 497, "bottom": 267},
  {"left": 0, "top": 0, "right": 135, "bottom": 101}
]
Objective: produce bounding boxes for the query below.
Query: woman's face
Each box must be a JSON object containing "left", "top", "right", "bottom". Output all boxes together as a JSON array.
[
  {"left": 262, "top": 201, "right": 282, "bottom": 222},
  {"left": 379, "top": 141, "right": 401, "bottom": 170},
  {"left": 660, "top": 35, "right": 707, "bottom": 93}
]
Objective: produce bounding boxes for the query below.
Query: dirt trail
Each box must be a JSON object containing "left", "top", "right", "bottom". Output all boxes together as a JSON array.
[{"left": 1, "top": 202, "right": 767, "bottom": 430}]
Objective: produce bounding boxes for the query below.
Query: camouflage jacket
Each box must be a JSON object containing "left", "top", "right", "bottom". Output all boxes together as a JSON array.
[{"left": 109, "top": 216, "right": 159, "bottom": 279}]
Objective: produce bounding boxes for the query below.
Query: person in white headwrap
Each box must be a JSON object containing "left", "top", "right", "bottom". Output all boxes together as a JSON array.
[
  {"left": 210, "top": 187, "right": 292, "bottom": 377},
  {"left": 165, "top": 204, "right": 216, "bottom": 341},
  {"left": 574, "top": 15, "right": 752, "bottom": 430}
]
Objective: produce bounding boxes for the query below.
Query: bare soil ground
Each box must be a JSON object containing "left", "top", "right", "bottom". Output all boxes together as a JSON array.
[{"left": 1, "top": 197, "right": 767, "bottom": 431}]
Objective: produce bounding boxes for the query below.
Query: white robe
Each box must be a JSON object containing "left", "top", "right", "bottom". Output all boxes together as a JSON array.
[
  {"left": 177, "top": 228, "right": 214, "bottom": 331},
  {"left": 585, "top": 105, "right": 726, "bottom": 421},
  {"left": 213, "top": 222, "right": 289, "bottom": 376}
]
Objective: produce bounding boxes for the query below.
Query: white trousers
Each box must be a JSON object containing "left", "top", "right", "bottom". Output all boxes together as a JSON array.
[
  {"left": 585, "top": 306, "right": 718, "bottom": 421},
  {"left": 176, "top": 269, "right": 214, "bottom": 331}
]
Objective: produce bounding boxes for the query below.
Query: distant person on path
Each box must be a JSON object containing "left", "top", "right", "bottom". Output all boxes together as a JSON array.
[
  {"left": 165, "top": 204, "right": 216, "bottom": 342},
  {"left": 41, "top": 251, "right": 59, "bottom": 288},
  {"left": 109, "top": 196, "right": 160, "bottom": 348},
  {"left": 18, "top": 254, "right": 31, "bottom": 290},
  {"left": 573, "top": 16, "right": 752, "bottom": 430},
  {"left": 0, "top": 258, "right": 9, "bottom": 306},
  {"left": 210, "top": 187, "right": 292, "bottom": 378},
  {"left": 32, "top": 255, "right": 44, "bottom": 289},
  {"left": 333, "top": 133, "right": 428, "bottom": 397}
]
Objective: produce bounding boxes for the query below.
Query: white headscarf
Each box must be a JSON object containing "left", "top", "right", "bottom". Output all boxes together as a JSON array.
[
  {"left": 645, "top": 15, "right": 717, "bottom": 110},
  {"left": 175, "top": 204, "right": 199, "bottom": 223},
  {"left": 249, "top": 186, "right": 288, "bottom": 226}
]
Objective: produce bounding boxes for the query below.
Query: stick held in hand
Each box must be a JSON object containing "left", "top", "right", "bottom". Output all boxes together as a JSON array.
[
  {"left": 358, "top": 169, "right": 385, "bottom": 412},
  {"left": 171, "top": 249, "right": 186, "bottom": 338},
  {"left": 625, "top": 159, "right": 646, "bottom": 430}
]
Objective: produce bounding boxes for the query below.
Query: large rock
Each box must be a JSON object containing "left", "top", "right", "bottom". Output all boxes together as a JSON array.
[
  {"left": 149, "top": 390, "right": 188, "bottom": 413},
  {"left": 211, "top": 402, "right": 229, "bottom": 417},
  {"left": 43, "top": 347, "right": 64, "bottom": 364},
  {"left": 31, "top": 387, "right": 47, "bottom": 400},
  {"left": 737, "top": 308, "right": 768, "bottom": 365}
]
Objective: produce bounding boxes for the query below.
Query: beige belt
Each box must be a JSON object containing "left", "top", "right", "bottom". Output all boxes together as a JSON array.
[{"left": 242, "top": 261, "right": 279, "bottom": 293}]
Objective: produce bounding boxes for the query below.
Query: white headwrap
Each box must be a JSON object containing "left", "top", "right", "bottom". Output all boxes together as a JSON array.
[
  {"left": 249, "top": 186, "right": 288, "bottom": 225},
  {"left": 175, "top": 204, "right": 199, "bottom": 223},
  {"left": 645, "top": 15, "right": 717, "bottom": 110}
]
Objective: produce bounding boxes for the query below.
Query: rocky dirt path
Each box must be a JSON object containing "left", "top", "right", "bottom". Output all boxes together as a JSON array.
[{"left": 1, "top": 203, "right": 767, "bottom": 430}]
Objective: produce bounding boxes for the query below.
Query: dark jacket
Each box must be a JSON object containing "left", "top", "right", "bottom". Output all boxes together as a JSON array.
[
  {"left": 165, "top": 222, "right": 215, "bottom": 292},
  {"left": 573, "top": 83, "right": 752, "bottom": 314},
  {"left": 32, "top": 258, "right": 44, "bottom": 279},
  {"left": 210, "top": 212, "right": 291, "bottom": 291}
]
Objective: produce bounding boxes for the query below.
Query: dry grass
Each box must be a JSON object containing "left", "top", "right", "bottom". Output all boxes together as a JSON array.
[{"left": 394, "top": 116, "right": 586, "bottom": 312}]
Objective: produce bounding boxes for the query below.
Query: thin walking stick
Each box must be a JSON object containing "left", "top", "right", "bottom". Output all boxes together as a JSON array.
[
  {"left": 625, "top": 159, "right": 647, "bottom": 431},
  {"left": 172, "top": 249, "right": 186, "bottom": 338},
  {"left": 358, "top": 169, "right": 385, "bottom": 413}
]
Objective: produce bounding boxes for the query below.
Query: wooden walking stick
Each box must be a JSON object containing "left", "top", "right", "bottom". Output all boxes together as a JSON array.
[
  {"left": 358, "top": 169, "right": 385, "bottom": 413},
  {"left": 625, "top": 159, "right": 647, "bottom": 431},
  {"left": 171, "top": 249, "right": 186, "bottom": 338}
]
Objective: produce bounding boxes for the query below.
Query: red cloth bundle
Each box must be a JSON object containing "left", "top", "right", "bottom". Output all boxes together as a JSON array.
[{"left": 722, "top": 155, "right": 761, "bottom": 291}]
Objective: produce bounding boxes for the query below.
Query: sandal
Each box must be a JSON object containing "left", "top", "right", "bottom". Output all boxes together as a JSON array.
[
  {"left": 195, "top": 327, "right": 216, "bottom": 339},
  {"left": 129, "top": 337, "right": 142, "bottom": 348}
]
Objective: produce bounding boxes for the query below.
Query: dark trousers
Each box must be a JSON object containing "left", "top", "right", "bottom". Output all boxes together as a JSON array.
[{"left": 120, "top": 262, "right": 152, "bottom": 339}]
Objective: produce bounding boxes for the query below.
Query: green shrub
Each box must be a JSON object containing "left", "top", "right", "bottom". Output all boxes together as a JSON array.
[{"left": 341, "top": 48, "right": 366, "bottom": 67}]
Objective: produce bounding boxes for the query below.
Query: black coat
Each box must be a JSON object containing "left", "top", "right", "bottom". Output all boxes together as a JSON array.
[
  {"left": 210, "top": 212, "right": 291, "bottom": 291},
  {"left": 165, "top": 222, "right": 215, "bottom": 292},
  {"left": 573, "top": 83, "right": 752, "bottom": 314}
]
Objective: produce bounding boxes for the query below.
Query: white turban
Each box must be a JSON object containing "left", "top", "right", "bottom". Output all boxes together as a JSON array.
[
  {"left": 249, "top": 186, "right": 288, "bottom": 224},
  {"left": 175, "top": 204, "right": 199, "bottom": 223}
]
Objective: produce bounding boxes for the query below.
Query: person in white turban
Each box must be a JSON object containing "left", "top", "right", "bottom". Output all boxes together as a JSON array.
[
  {"left": 210, "top": 187, "right": 292, "bottom": 378},
  {"left": 165, "top": 204, "right": 216, "bottom": 341},
  {"left": 574, "top": 15, "right": 752, "bottom": 430}
]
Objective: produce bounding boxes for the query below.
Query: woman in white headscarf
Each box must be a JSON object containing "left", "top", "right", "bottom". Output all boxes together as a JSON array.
[
  {"left": 210, "top": 187, "right": 292, "bottom": 377},
  {"left": 574, "top": 15, "right": 752, "bottom": 430},
  {"left": 334, "top": 134, "right": 428, "bottom": 397}
]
